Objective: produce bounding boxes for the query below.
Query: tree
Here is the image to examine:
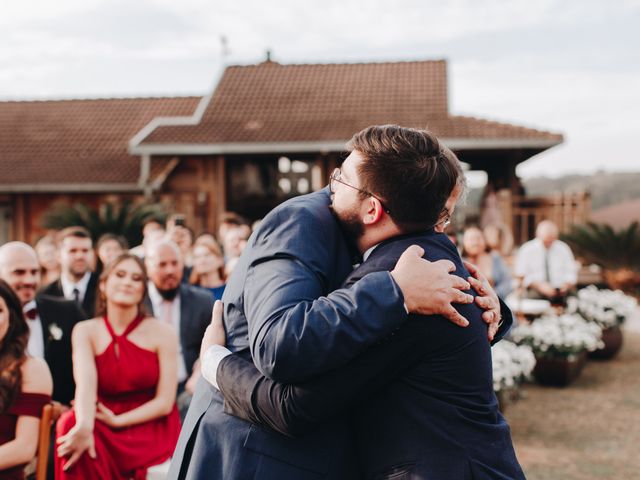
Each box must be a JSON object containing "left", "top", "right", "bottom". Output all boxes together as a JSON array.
[{"left": 40, "top": 202, "right": 167, "bottom": 247}]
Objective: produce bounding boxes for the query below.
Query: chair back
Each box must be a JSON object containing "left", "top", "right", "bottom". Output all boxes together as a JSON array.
[{"left": 34, "top": 403, "right": 63, "bottom": 480}]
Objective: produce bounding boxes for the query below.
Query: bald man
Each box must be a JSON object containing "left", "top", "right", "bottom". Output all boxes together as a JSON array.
[
  {"left": 144, "top": 240, "right": 213, "bottom": 419},
  {"left": 515, "top": 220, "right": 578, "bottom": 302},
  {"left": 0, "top": 242, "right": 85, "bottom": 405}
]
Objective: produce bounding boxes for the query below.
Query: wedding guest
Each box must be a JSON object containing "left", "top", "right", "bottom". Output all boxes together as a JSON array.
[
  {"left": 189, "top": 241, "right": 226, "bottom": 301},
  {"left": 34, "top": 235, "right": 60, "bottom": 287},
  {"left": 462, "top": 226, "right": 513, "bottom": 299},
  {"left": 95, "top": 234, "right": 128, "bottom": 274},
  {"left": 167, "top": 215, "right": 194, "bottom": 269},
  {"left": 130, "top": 218, "right": 165, "bottom": 259},
  {"left": 41, "top": 227, "right": 98, "bottom": 318},
  {"left": 55, "top": 253, "right": 180, "bottom": 479},
  {"left": 484, "top": 223, "right": 514, "bottom": 258},
  {"left": 0, "top": 242, "right": 84, "bottom": 405},
  {"left": 0, "top": 279, "right": 53, "bottom": 480},
  {"left": 514, "top": 220, "right": 577, "bottom": 303}
]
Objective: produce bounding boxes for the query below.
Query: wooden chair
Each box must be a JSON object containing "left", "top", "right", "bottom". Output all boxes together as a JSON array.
[{"left": 33, "top": 402, "right": 64, "bottom": 480}]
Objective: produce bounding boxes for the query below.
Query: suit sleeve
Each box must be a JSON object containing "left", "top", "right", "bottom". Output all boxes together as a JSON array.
[{"left": 219, "top": 319, "right": 428, "bottom": 437}]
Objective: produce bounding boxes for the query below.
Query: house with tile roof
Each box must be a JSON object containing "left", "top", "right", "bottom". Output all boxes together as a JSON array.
[{"left": 0, "top": 58, "right": 565, "bottom": 244}]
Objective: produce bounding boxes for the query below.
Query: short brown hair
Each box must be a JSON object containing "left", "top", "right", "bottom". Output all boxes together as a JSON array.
[
  {"left": 57, "top": 226, "right": 93, "bottom": 246},
  {"left": 348, "top": 125, "right": 463, "bottom": 232}
]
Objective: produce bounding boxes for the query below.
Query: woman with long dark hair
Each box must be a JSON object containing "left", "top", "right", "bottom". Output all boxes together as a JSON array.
[
  {"left": 55, "top": 253, "right": 180, "bottom": 479},
  {"left": 0, "top": 280, "right": 53, "bottom": 479}
]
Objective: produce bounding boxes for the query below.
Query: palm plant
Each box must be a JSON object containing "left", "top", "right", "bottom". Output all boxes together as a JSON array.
[
  {"left": 41, "top": 201, "right": 167, "bottom": 247},
  {"left": 562, "top": 221, "right": 640, "bottom": 291}
]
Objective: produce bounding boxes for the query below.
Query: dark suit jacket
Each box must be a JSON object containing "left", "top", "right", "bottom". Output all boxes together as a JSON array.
[
  {"left": 168, "top": 188, "right": 407, "bottom": 480},
  {"left": 41, "top": 272, "right": 99, "bottom": 319},
  {"left": 144, "top": 283, "right": 213, "bottom": 377},
  {"left": 216, "top": 231, "right": 524, "bottom": 480},
  {"left": 34, "top": 294, "right": 86, "bottom": 405}
]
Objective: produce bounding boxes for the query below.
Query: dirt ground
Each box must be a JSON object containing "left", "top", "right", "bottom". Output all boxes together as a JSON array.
[{"left": 504, "top": 330, "right": 640, "bottom": 480}]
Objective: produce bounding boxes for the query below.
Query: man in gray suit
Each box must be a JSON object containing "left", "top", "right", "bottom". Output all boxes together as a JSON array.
[{"left": 144, "top": 240, "right": 213, "bottom": 417}]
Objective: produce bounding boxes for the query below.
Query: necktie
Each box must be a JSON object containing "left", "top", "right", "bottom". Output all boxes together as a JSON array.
[
  {"left": 24, "top": 307, "right": 38, "bottom": 320},
  {"left": 72, "top": 287, "right": 81, "bottom": 305},
  {"left": 544, "top": 250, "right": 551, "bottom": 283}
]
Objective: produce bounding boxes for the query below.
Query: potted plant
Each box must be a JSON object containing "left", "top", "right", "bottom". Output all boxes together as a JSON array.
[
  {"left": 562, "top": 222, "right": 640, "bottom": 293},
  {"left": 567, "top": 285, "right": 637, "bottom": 359},
  {"left": 510, "top": 314, "right": 602, "bottom": 386},
  {"left": 492, "top": 341, "right": 536, "bottom": 411}
]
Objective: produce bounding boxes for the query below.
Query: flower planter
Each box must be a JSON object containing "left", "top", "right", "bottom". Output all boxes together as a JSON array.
[
  {"left": 533, "top": 351, "right": 587, "bottom": 387},
  {"left": 588, "top": 325, "right": 623, "bottom": 360}
]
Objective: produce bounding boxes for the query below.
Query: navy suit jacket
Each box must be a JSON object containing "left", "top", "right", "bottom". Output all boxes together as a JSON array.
[
  {"left": 168, "top": 188, "right": 407, "bottom": 480},
  {"left": 216, "top": 231, "right": 524, "bottom": 479},
  {"left": 144, "top": 283, "right": 213, "bottom": 378},
  {"left": 41, "top": 272, "right": 99, "bottom": 319}
]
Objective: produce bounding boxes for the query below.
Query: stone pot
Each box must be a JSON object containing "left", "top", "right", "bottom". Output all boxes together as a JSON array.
[
  {"left": 588, "top": 325, "right": 623, "bottom": 360},
  {"left": 533, "top": 350, "right": 588, "bottom": 387}
]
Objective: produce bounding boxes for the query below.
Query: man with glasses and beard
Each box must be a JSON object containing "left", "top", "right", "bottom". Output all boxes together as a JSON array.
[{"left": 170, "top": 126, "right": 514, "bottom": 480}]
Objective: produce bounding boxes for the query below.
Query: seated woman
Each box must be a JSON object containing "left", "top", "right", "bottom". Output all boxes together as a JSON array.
[
  {"left": 55, "top": 253, "right": 180, "bottom": 480},
  {"left": 0, "top": 280, "right": 53, "bottom": 480},
  {"left": 189, "top": 241, "right": 226, "bottom": 301},
  {"left": 462, "top": 226, "right": 513, "bottom": 299}
]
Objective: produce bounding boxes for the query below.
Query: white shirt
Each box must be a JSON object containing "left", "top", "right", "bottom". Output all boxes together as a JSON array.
[
  {"left": 147, "top": 283, "right": 188, "bottom": 383},
  {"left": 514, "top": 238, "right": 578, "bottom": 288},
  {"left": 23, "top": 300, "right": 45, "bottom": 359},
  {"left": 60, "top": 271, "right": 92, "bottom": 303}
]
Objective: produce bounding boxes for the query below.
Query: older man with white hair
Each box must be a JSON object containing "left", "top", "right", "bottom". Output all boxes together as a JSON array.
[{"left": 515, "top": 220, "right": 578, "bottom": 302}]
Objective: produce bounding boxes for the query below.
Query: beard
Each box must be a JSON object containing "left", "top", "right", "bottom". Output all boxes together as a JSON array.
[
  {"left": 157, "top": 286, "right": 180, "bottom": 301},
  {"left": 329, "top": 204, "right": 364, "bottom": 242}
]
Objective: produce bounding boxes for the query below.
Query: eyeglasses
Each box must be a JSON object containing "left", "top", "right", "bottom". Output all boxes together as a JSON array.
[
  {"left": 434, "top": 209, "right": 452, "bottom": 230},
  {"left": 329, "top": 168, "right": 392, "bottom": 215}
]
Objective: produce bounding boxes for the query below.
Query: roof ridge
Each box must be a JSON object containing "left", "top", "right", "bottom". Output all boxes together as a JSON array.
[
  {"left": 0, "top": 95, "right": 203, "bottom": 104},
  {"left": 226, "top": 58, "right": 448, "bottom": 69}
]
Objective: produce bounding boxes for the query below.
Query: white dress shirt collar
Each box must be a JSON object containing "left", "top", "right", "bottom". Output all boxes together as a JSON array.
[{"left": 60, "top": 271, "right": 91, "bottom": 302}]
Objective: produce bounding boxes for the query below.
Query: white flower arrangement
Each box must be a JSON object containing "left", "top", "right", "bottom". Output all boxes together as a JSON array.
[
  {"left": 566, "top": 285, "right": 637, "bottom": 329},
  {"left": 510, "top": 313, "right": 603, "bottom": 358},
  {"left": 492, "top": 340, "right": 536, "bottom": 392}
]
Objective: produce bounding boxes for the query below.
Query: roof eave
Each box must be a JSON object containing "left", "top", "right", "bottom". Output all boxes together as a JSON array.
[
  {"left": 130, "top": 137, "right": 563, "bottom": 156},
  {"left": 0, "top": 183, "right": 146, "bottom": 193}
]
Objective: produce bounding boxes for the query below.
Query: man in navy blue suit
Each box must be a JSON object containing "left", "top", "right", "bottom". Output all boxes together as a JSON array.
[{"left": 169, "top": 125, "right": 512, "bottom": 479}]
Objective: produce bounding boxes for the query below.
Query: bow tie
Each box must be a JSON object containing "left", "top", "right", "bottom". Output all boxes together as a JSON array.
[{"left": 24, "top": 308, "right": 38, "bottom": 320}]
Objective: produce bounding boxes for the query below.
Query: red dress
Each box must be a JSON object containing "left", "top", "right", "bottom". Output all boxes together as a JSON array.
[
  {"left": 55, "top": 315, "right": 180, "bottom": 480},
  {"left": 0, "top": 391, "right": 50, "bottom": 480}
]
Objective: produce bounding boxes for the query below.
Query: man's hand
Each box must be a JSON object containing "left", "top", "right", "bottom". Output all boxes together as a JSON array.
[
  {"left": 200, "top": 300, "right": 227, "bottom": 364},
  {"left": 391, "top": 245, "right": 473, "bottom": 327},
  {"left": 463, "top": 261, "right": 501, "bottom": 341}
]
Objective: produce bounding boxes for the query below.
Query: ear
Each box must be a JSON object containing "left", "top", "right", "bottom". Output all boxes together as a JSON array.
[{"left": 362, "top": 197, "right": 384, "bottom": 226}]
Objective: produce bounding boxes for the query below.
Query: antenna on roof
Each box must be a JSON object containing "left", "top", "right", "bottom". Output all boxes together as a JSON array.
[
  {"left": 220, "top": 35, "right": 230, "bottom": 59},
  {"left": 265, "top": 49, "right": 272, "bottom": 62}
]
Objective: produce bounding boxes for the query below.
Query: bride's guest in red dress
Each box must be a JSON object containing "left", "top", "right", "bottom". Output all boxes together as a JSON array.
[
  {"left": 0, "top": 280, "right": 53, "bottom": 480},
  {"left": 55, "top": 253, "right": 180, "bottom": 480}
]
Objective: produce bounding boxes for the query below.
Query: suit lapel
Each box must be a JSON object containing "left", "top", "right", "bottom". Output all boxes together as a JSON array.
[
  {"left": 35, "top": 298, "right": 52, "bottom": 354},
  {"left": 178, "top": 285, "right": 190, "bottom": 344}
]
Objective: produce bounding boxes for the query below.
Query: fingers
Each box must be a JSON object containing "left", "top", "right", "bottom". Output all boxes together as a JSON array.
[
  {"left": 475, "top": 295, "right": 498, "bottom": 312},
  {"left": 441, "top": 306, "right": 469, "bottom": 327},
  {"left": 88, "top": 444, "right": 97, "bottom": 459},
  {"left": 63, "top": 450, "right": 83, "bottom": 471},
  {"left": 451, "top": 275, "right": 471, "bottom": 291},
  {"left": 487, "top": 322, "right": 498, "bottom": 342},
  {"left": 451, "top": 289, "right": 474, "bottom": 304},
  {"left": 211, "top": 300, "right": 223, "bottom": 325},
  {"left": 402, "top": 244, "right": 425, "bottom": 259},
  {"left": 433, "top": 258, "right": 456, "bottom": 273},
  {"left": 468, "top": 276, "right": 487, "bottom": 296},
  {"left": 463, "top": 260, "right": 479, "bottom": 278}
]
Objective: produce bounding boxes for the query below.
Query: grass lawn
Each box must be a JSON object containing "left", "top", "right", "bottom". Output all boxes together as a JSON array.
[{"left": 505, "top": 330, "right": 640, "bottom": 480}]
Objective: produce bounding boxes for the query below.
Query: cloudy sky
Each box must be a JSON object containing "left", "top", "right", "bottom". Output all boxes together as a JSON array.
[{"left": 2, "top": 0, "right": 639, "bottom": 179}]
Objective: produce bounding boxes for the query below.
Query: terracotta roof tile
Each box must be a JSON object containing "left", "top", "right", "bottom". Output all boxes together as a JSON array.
[
  {"left": 138, "top": 60, "right": 561, "bottom": 146},
  {"left": 0, "top": 96, "right": 200, "bottom": 185}
]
